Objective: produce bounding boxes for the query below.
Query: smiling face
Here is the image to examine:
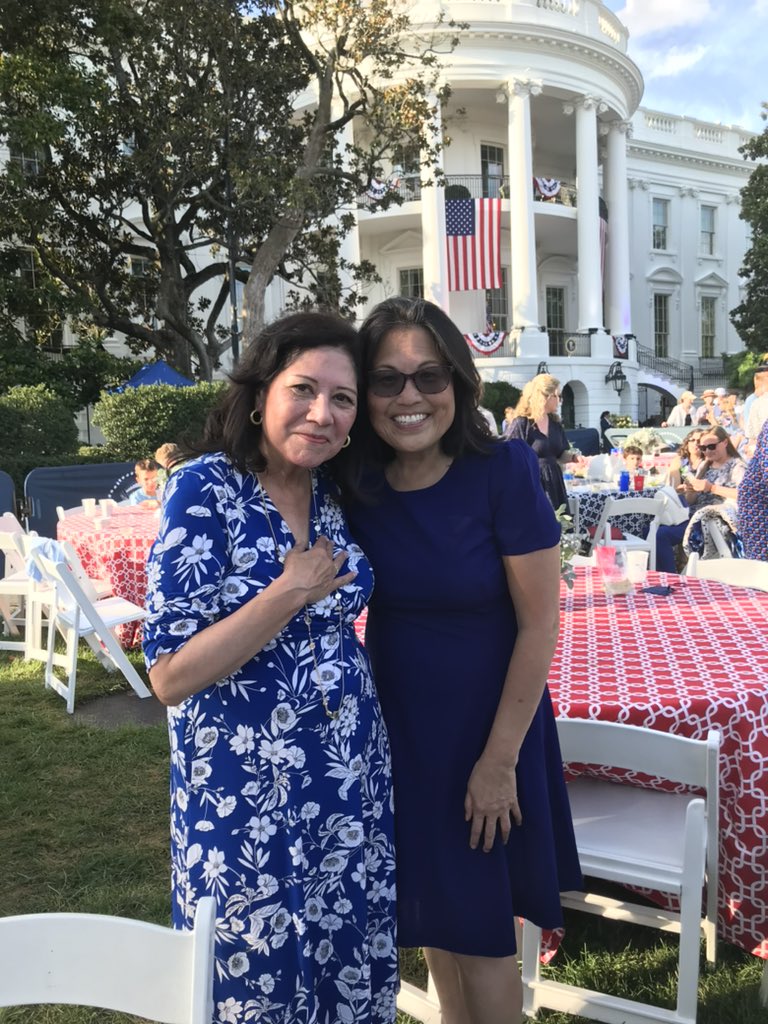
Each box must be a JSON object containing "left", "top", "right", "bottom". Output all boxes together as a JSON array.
[
  {"left": 367, "top": 326, "right": 455, "bottom": 461},
  {"left": 257, "top": 346, "right": 358, "bottom": 473}
]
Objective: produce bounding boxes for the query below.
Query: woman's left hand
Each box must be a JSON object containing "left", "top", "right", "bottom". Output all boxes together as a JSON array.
[
  {"left": 464, "top": 753, "right": 520, "bottom": 852},
  {"left": 687, "top": 477, "right": 709, "bottom": 493}
]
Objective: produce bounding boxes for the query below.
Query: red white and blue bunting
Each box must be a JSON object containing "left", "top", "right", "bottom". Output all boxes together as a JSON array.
[
  {"left": 464, "top": 329, "right": 506, "bottom": 354},
  {"left": 534, "top": 177, "right": 561, "bottom": 199},
  {"left": 612, "top": 334, "right": 629, "bottom": 358}
]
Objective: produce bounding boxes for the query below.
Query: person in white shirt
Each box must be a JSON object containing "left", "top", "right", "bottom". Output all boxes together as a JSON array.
[{"left": 662, "top": 391, "right": 695, "bottom": 427}]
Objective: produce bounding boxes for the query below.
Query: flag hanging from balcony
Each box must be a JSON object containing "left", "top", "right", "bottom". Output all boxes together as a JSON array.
[{"left": 445, "top": 198, "right": 502, "bottom": 291}]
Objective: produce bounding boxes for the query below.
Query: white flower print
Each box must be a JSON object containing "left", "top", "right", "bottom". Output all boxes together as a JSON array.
[
  {"left": 370, "top": 932, "right": 393, "bottom": 959},
  {"left": 229, "top": 725, "right": 255, "bottom": 755},
  {"left": 338, "top": 823, "right": 364, "bottom": 848},
  {"left": 195, "top": 820, "right": 215, "bottom": 832},
  {"left": 283, "top": 746, "right": 306, "bottom": 769},
  {"left": 334, "top": 898, "right": 353, "bottom": 915},
  {"left": 190, "top": 759, "right": 212, "bottom": 786},
  {"left": 217, "top": 996, "right": 242, "bottom": 1023},
  {"left": 301, "top": 801, "right": 320, "bottom": 820},
  {"left": 227, "top": 952, "right": 249, "bottom": 978},
  {"left": 315, "top": 939, "right": 333, "bottom": 964},
  {"left": 320, "top": 852, "right": 347, "bottom": 874},
  {"left": 271, "top": 703, "right": 297, "bottom": 731},
  {"left": 271, "top": 908, "right": 290, "bottom": 933},
  {"left": 258, "top": 973, "right": 275, "bottom": 994},
  {"left": 186, "top": 843, "right": 203, "bottom": 868},
  {"left": 257, "top": 873, "right": 279, "bottom": 898},
  {"left": 319, "top": 913, "right": 343, "bottom": 933},
  {"left": 217, "top": 796, "right": 237, "bottom": 817},
  {"left": 195, "top": 726, "right": 219, "bottom": 752},
  {"left": 174, "top": 534, "right": 214, "bottom": 585},
  {"left": 258, "top": 738, "right": 287, "bottom": 763},
  {"left": 231, "top": 547, "right": 258, "bottom": 571},
  {"left": 305, "top": 896, "right": 325, "bottom": 921},
  {"left": 202, "top": 848, "right": 227, "bottom": 882},
  {"left": 247, "top": 816, "right": 277, "bottom": 843},
  {"left": 221, "top": 576, "right": 249, "bottom": 602},
  {"left": 169, "top": 618, "right": 197, "bottom": 637},
  {"left": 289, "top": 838, "right": 308, "bottom": 869},
  {"left": 339, "top": 965, "right": 361, "bottom": 984}
]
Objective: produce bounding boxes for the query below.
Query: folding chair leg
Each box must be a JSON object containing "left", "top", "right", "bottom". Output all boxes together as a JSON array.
[{"left": 90, "top": 624, "right": 151, "bottom": 700}]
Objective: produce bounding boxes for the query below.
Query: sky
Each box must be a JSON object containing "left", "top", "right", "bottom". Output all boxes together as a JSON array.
[{"left": 602, "top": 0, "right": 767, "bottom": 133}]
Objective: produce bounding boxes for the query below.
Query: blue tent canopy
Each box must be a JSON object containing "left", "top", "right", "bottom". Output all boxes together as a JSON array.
[{"left": 122, "top": 360, "right": 194, "bottom": 389}]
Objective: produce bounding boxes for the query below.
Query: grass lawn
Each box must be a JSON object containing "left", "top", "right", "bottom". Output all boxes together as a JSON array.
[{"left": 0, "top": 649, "right": 764, "bottom": 1023}]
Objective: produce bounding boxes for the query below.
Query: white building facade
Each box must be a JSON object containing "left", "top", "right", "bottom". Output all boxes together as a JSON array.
[{"left": 277, "top": 0, "right": 756, "bottom": 431}]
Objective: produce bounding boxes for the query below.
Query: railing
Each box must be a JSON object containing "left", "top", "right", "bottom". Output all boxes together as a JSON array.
[
  {"left": 548, "top": 331, "right": 592, "bottom": 357},
  {"left": 358, "top": 175, "right": 578, "bottom": 209},
  {"left": 636, "top": 344, "right": 693, "bottom": 385}
]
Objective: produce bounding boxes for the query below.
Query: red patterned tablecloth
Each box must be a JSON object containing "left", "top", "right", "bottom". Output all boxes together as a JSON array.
[
  {"left": 57, "top": 507, "right": 160, "bottom": 648},
  {"left": 550, "top": 567, "right": 768, "bottom": 959}
]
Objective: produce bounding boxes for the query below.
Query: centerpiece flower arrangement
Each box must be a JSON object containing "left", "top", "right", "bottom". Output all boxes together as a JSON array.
[
  {"left": 555, "top": 504, "right": 583, "bottom": 589},
  {"left": 611, "top": 415, "right": 635, "bottom": 429},
  {"left": 622, "top": 427, "right": 667, "bottom": 454}
]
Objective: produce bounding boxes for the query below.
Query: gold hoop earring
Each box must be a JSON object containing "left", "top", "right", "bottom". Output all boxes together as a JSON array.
[
  {"left": 342, "top": 435, "right": 351, "bottom": 448},
  {"left": 249, "top": 409, "right": 262, "bottom": 427}
]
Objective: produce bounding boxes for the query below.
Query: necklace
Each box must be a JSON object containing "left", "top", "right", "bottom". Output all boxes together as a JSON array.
[{"left": 256, "top": 472, "right": 346, "bottom": 720}]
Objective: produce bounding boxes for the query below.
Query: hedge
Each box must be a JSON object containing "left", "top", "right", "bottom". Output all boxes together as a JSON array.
[
  {"left": 92, "top": 382, "right": 227, "bottom": 461},
  {"left": 0, "top": 385, "right": 80, "bottom": 493}
]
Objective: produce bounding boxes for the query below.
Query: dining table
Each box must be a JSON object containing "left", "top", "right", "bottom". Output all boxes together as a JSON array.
[
  {"left": 57, "top": 505, "right": 160, "bottom": 648},
  {"left": 550, "top": 565, "right": 768, "bottom": 968}
]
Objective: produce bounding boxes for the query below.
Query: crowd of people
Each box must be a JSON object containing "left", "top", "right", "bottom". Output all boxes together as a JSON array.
[{"left": 140, "top": 303, "right": 766, "bottom": 1024}]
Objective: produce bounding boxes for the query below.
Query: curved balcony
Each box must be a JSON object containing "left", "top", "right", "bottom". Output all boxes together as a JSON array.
[{"left": 357, "top": 174, "right": 578, "bottom": 211}]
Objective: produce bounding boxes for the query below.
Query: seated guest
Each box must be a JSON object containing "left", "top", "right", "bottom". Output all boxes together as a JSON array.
[
  {"left": 622, "top": 445, "right": 643, "bottom": 473},
  {"left": 667, "top": 429, "right": 704, "bottom": 490},
  {"left": 124, "top": 458, "right": 161, "bottom": 507},
  {"left": 738, "top": 420, "right": 768, "bottom": 561},
  {"left": 655, "top": 426, "right": 745, "bottom": 572}
]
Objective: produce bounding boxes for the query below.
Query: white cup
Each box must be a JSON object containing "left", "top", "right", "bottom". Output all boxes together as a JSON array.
[
  {"left": 94, "top": 515, "right": 109, "bottom": 529},
  {"left": 626, "top": 550, "right": 649, "bottom": 584},
  {"left": 81, "top": 498, "right": 97, "bottom": 516},
  {"left": 98, "top": 498, "right": 112, "bottom": 517}
]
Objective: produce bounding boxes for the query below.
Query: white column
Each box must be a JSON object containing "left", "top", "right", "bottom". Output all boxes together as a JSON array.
[
  {"left": 420, "top": 95, "right": 449, "bottom": 312},
  {"left": 604, "top": 120, "right": 632, "bottom": 338},
  {"left": 506, "top": 78, "right": 541, "bottom": 332},
  {"left": 335, "top": 110, "right": 361, "bottom": 305},
  {"left": 572, "top": 96, "right": 606, "bottom": 332}
]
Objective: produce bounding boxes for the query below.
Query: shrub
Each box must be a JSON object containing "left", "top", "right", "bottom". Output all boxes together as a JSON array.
[
  {"left": 481, "top": 380, "right": 521, "bottom": 426},
  {"left": 0, "top": 385, "right": 79, "bottom": 493},
  {"left": 92, "top": 382, "right": 227, "bottom": 460}
]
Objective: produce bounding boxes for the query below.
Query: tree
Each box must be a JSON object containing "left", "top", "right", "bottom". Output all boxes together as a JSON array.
[
  {"left": 0, "top": 0, "right": 456, "bottom": 379},
  {"left": 731, "top": 101, "right": 768, "bottom": 354}
]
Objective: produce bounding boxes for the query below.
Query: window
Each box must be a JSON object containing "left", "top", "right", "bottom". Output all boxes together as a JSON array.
[
  {"left": 485, "top": 269, "right": 509, "bottom": 331},
  {"left": 481, "top": 143, "right": 504, "bottom": 199},
  {"left": 652, "top": 198, "right": 669, "bottom": 250},
  {"left": 392, "top": 143, "right": 419, "bottom": 176},
  {"left": 700, "top": 205, "right": 716, "bottom": 256},
  {"left": 130, "top": 255, "right": 156, "bottom": 316},
  {"left": 700, "top": 296, "right": 716, "bottom": 358},
  {"left": 17, "top": 250, "right": 64, "bottom": 351},
  {"left": 9, "top": 141, "right": 45, "bottom": 176},
  {"left": 399, "top": 268, "right": 423, "bottom": 298},
  {"left": 545, "top": 286, "right": 566, "bottom": 347},
  {"left": 653, "top": 293, "right": 669, "bottom": 358}
]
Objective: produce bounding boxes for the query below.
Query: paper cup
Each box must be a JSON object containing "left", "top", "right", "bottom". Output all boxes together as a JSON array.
[
  {"left": 98, "top": 498, "right": 112, "bottom": 517},
  {"left": 81, "top": 498, "right": 97, "bottom": 516},
  {"left": 626, "top": 550, "right": 649, "bottom": 584}
]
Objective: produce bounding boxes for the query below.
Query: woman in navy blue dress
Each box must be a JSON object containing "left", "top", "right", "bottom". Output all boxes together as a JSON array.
[{"left": 346, "top": 298, "right": 581, "bottom": 1024}]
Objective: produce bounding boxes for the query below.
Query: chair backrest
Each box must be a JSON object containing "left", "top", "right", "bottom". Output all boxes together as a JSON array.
[
  {"left": 591, "top": 494, "right": 664, "bottom": 552},
  {"left": 57, "top": 540, "right": 102, "bottom": 604},
  {"left": 33, "top": 550, "right": 101, "bottom": 626},
  {"left": 557, "top": 718, "right": 720, "bottom": 793},
  {"left": 685, "top": 554, "right": 768, "bottom": 592},
  {"left": 0, "top": 897, "right": 215, "bottom": 1024},
  {"left": 0, "top": 530, "right": 27, "bottom": 578}
]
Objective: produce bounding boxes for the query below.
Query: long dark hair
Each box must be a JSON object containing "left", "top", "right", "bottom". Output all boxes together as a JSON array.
[
  {"left": 183, "top": 311, "right": 361, "bottom": 476},
  {"left": 696, "top": 424, "right": 742, "bottom": 465},
  {"left": 350, "top": 297, "right": 493, "bottom": 476}
]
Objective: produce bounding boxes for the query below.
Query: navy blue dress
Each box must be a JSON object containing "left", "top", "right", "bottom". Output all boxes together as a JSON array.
[
  {"left": 507, "top": 415, "right": 569, "bottom": 511},
  {"left": 347, "top": 441, "right": 581, "bottom": 957}
]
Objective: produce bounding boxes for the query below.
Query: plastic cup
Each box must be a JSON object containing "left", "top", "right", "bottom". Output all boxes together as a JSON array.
[
  {"left": 98, "top": 499, "right": 111, "bottom": 517},
  {"left": 595, "top": 546, "right": 616, "bottom": 573},
  {"left": 626, "top": 550, "right": 649, "bottom": 584},
  {"left": 633, "top": 474, "right": 644, "bottom": 491},
  {"left": 618, "top": 471, "right": 630, "bottom": 492},
  {"left": 81, "top": 498, "right": 97, "bottom": 516}
]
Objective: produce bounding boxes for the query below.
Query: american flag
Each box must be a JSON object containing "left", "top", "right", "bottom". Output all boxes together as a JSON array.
[{"left": 445, "top": 198, "right": 502, "bottom": 291}]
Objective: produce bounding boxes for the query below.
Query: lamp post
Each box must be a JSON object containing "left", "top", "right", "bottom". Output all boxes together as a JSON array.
[
  {"left": 537, "top": 360, "right": 549, "bottom": 375},
  {"left": 605, "top": 361, "right": 627, "bottom": 395}
]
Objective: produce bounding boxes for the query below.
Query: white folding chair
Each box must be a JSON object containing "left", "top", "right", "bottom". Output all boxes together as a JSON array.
[
  {"left": 0, "top": 896, "right": 215, "bottom": 1024},
  {"left": 31, "top": 548, "right": 151, "bottom": 713},
  {"left": 685, "top": 553, "right": 768, "bottom": 592},
  {"left": 56, "top": 504, "right": 81, "bottom": 521},
  {"left": 522, "top": 719, "right": 721, "bottom": 1024},
  {"left": 587, "top": 494, "right": 664, "bottom": 570}
]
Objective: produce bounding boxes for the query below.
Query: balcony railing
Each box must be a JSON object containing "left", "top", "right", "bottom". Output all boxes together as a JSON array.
[
  {"left": 636, "top": 344, "right": 693, "bottom": 386},
  {"left": 548, "top": 330, "right": 592, "bottom": 357},
  {"left": 357, "top": 175, "right": 578, "bottom": 209}
]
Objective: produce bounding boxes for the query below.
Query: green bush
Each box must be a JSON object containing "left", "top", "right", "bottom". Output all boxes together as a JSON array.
[
  {"left": 0, "top": 385, "right": 80, "bottom": 493},
  {"left": 481, "top": 380, "right": 520, "bottom": 427},
  {"left": 92, "top": 382, "right": 227, "bottom": 460}
]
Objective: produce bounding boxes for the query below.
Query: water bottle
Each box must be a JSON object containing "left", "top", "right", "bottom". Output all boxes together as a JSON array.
[{"left": 619, "top": 470, "right": 630, "bottom": 492}]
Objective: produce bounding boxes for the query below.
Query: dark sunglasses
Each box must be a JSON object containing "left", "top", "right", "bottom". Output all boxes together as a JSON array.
[
  {"left": 368, "top": 365, "right": 453, "bottom": 398},
  {"left": 698, "top": 441, "right": 721, "bottom": 452}
]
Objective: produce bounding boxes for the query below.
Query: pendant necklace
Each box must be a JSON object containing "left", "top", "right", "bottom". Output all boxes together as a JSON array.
[{"left": 256, "top": 471, "right": 346, "bottom": 720}]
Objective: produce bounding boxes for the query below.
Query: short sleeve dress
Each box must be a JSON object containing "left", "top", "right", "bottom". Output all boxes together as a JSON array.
[
  {"left": 347, "top": 441, "right": 582, "bottom": 956},
  {"left": 507, "top": 415, "right": 569, "bottom": 510},
  {"left": 143, "top": 453, "right": 398, "bottom": 1024}
]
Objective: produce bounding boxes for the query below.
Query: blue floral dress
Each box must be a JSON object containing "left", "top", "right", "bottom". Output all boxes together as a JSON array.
[{"left": 144, "top": 453, "right": 398, "bottom": 1024}]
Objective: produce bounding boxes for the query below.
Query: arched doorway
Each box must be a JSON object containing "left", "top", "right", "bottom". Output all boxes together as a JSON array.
[{"left": 561, "top": 383, "right": 575, "bottom": 429}]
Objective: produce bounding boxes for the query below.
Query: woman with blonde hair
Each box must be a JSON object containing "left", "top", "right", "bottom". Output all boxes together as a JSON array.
[{"left": 507, "top": 374, "right": 577, "bottom": 509}]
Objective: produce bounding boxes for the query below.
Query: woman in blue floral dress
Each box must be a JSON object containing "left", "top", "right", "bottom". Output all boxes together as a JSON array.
[{"left": 144, "top": 312, "right": 398, "bottom": 1024}]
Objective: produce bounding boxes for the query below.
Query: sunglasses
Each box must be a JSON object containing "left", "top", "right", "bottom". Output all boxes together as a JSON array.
[
  {"left": 698, "top": 441, "right": 722, "bottom": 452},
  {"left": 368, "top": 365, "right": 453, "bottom": 398}
]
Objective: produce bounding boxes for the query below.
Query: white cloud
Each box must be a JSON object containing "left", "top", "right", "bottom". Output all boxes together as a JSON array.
[
  {"left": 614, "top": 0, "right": 714, "bottom": 38},
  {"left": 640, "top": 44, "right": 709, "bottom": 80}
]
